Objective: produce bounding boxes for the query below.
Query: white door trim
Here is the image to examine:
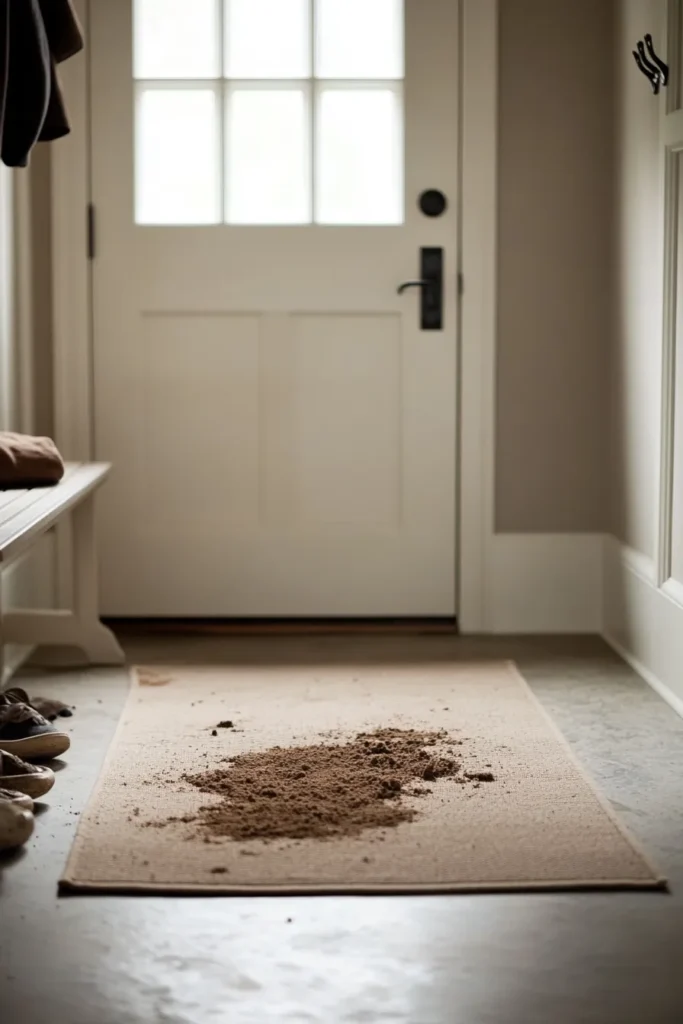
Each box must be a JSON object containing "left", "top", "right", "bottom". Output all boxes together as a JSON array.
[
  {"left": 52, "top": 0, "right": 499, "bottom": 629},
  {"left": 52, "top": 0, "right": 93, "bottom": 463},
  {"left": 458, "top": 0, "right": 497, "bottom": 631}
]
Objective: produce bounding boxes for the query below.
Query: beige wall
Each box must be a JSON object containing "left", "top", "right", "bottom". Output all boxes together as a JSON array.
[
  {"left": 0, "top": 150, "right": 54, "bottom": 438},
  {"left": 496, "top": 0, "right": 614, "bottom": 532},
  {"left": 611, "top": 0, "right": 663, "bottom": 559}
]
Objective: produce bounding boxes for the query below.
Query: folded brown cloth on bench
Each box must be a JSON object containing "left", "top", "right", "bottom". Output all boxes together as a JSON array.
[{"left": 0, "top": 432, "right": 65, "bottom": 488}]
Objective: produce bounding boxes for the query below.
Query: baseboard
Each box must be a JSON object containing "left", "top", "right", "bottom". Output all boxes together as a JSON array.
[
  {"left": 106, "top": 617, "right": 458, "bottom": 637},
  {"left": 604, "top": 631, "right": 683, "bottom": 720},
  {"left": 602, "top": 536, "right": 683, "bottom": 716},
  {"left": 486, "top": 533, "right": 603, "bottom": 634}
]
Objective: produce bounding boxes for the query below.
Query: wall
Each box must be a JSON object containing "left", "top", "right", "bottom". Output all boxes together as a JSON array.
[
  {"left": 0, "top": 165, "right": 16, "bottom": 430},
  {"left": 0, "top": 150, "right": 55, "bottom": 438},
  {"left": 32, "top": 1, "right": 617, "bottom": 538},
  {"left": 496, "top": 0, "right": 614, "bottom": 533},
  {"left": 29, "top": 148, "right": 55, "bottom": 439},
  {"left": 39, "top": 0, "right": 616, "bottom": 633}
]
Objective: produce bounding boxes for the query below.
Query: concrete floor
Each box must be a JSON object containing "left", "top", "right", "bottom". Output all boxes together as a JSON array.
[{"left": 1, "top": 634, "right": 683, "bottom": 1024}]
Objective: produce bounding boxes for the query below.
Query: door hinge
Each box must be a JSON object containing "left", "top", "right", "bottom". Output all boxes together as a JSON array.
[
  {"left": 87, "top": 203, "right": 96, "bottom": 260},
  {"left": 457, "top": 271, "right": 464, "bottom": 297}
]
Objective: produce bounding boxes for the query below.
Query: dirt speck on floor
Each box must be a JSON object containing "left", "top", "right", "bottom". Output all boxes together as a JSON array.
[
  {"left": 175, "top": 727, "right": 494, "bottom": 843},
  {"left": 138, "top": 671, "right": 173, "bottom": 687}
]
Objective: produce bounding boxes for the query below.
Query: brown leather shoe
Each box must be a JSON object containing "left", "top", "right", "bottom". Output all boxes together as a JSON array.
[
  {"left": 0, "top": 798, "right": 34, "bottom": 852},
  {"left": 0, "top": 751, "right": 55, "bottom": 797},
  {"left": 4, "top": 686, "right": 73, "bottom": 721},
  {"left": 0, "top": 787, "right": 33, "bottom": 811}
]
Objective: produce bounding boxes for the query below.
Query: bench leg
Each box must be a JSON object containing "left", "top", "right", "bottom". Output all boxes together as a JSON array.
[
  {"left": 2, "top": 494, "right": 125, "bottom": 667},
  {"left": 70, "top": 494, "right": 125, "bottom": 665}
]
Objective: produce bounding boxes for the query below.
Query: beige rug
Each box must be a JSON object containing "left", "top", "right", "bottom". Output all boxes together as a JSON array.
[{"left": 61, "top": 661, "right": 665, "bottom": 894}]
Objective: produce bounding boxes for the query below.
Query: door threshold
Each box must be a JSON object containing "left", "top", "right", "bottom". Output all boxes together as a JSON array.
[{"left": 105, "top": 617, "right": 459, "bottom": 637}]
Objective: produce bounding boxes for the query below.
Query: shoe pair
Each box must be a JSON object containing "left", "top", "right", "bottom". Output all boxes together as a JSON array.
[{"left": 0, "top": 691, "right": 69, "bottom": 852}]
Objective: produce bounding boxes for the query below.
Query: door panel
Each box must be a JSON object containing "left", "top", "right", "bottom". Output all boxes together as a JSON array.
[
  {"left": 132, "top": 314, "right": 261, "bottom": 528},
  {"left": 90, "top": 0, "right": 460, "bottom": 616},
  {"left": 261, "top": 314, "right": 402, "bottom": 529}
]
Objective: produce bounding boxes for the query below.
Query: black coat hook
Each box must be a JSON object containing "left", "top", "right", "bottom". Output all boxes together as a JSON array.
[
  {"left": 633, "top": 48, "right": 661, "bottom": 94},
  {"left": 638, "top": 41, "right": 662, "bottom": 81},
  {"left": 633, "top": 34, "right": 668, "bottom": 95},
  {"left": 644, "top": 33, "right": 669, "bottom": 85}
]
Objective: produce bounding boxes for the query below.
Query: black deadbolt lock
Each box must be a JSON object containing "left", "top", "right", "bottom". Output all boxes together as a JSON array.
[{"left": 419, "top": 189, "right": 448, "bottom": 218}]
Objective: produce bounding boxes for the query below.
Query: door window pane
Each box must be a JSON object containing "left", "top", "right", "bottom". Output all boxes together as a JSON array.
[
  {"left": 133, "top": 0, "right": 405, "bottom": 225},
  {"left": 136, "top": 88, "right": 221, "bottom": 224},
  {"left": 315, "top": 0, "right": 404, "bottom": 80},
  {"left": 134, "top": 0, "right": 221, "bottom": 79},
  {"left": 224, "top": 0, "right": 310, "bottom": 79},
  {"left": 226, "top": 88, "right": 310, "bottom": 224},
  {"left": 316, "top": 87, "right": 403, "bottom": 224}
]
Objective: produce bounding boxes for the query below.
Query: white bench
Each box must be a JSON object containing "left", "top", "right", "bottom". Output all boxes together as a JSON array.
[{"left": 0, "top": 462, "right": 124, "bottom": 682}]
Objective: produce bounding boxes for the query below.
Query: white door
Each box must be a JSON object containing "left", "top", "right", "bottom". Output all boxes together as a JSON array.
[{"left": 90, "top": 0, "right": 460, "bottom": 617}]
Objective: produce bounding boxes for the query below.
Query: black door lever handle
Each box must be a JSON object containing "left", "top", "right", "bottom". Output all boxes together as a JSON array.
[
  {"left": 397, "top": 280, "right": 429, "bottom": 294},
  {"left": 397, "top": 248, "right": 443, "bottom": 330}
]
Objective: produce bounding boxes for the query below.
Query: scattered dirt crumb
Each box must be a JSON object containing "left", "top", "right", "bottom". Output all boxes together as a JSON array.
[
  {"left": 217, "top": 720, "right": 234, "bottom": 729},
  {"left": 210, "top": 867, "right": 228, "bottom": 875},
  {"left": 211, "top": 730, "right": 218, "bottom": 737},
  {"left": 465, "top": 771, "right": 495, "bottom": 783},
  {"left": 138, "top": 671, "right": 173, "bottom": 687}
]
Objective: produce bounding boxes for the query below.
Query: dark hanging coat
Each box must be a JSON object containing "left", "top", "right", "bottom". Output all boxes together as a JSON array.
[
  {"left": 0, "top": 1, "right": 7, "bottom": 149},
  {"left": 0, "top": 0, "right": 84, "bottom": 168}
]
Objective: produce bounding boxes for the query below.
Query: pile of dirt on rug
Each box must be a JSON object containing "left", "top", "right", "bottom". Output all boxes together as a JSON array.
[{"left": 178, "top": 727, "right": 495, "bottom": 842}]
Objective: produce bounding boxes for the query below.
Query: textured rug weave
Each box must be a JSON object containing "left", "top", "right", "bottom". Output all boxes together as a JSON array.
[{"left": 61, "top": 661, "right": 664, "bottom": 894}]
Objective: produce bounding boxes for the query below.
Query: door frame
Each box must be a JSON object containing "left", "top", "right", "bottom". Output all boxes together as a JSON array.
[{"left": 51, "top": 0, "right": 498, "bottom": 632}]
